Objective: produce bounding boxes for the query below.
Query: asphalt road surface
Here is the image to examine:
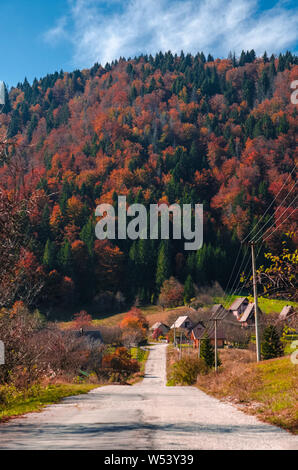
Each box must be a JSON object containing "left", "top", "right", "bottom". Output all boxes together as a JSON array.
[{"left": 0, "top": 343, "right": 297, "bottom": 450}]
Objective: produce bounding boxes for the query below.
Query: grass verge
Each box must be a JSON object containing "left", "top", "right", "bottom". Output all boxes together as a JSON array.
[
  {"left": 127, "top": 347, "right": 150, "bottom": 384},
  {"left": 196, "top": 350, "right": 298, "bottom": 434},
  {"left": 0, "top": 383, "right": 99, "bottom": 422}
]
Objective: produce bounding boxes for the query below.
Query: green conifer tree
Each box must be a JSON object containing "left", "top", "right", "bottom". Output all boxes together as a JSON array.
[
  {"left": 184, "top": 274, "right": 195, "bottom": 304},
  {"left": 261, "top": 325, "right": 284, "bottom": 360}
]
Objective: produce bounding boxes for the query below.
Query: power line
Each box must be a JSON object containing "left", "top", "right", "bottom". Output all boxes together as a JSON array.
[
  {"left": 250, "top": 182, "right": 297, "bottom": 242},
  {"left": 254, "top": 196, "right": 297, "bottom": 243},
  {"left": 260, "top": 206, "right": 297, "bottom": 243},
  {"left": 242, "top": 163, "right": 297, "bottom": 243}
]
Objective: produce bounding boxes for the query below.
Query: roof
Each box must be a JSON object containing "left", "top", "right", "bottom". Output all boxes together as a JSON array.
[
  {"left": 191, "top": 322, "right": 205, "bottom": 339},
  {"left": 279, "top": 305, "right": 294, "bottom": 320},
  {"left": 210, "top": 304, "right": 227, "bottom": 320},
  {"left": 239, "top": 303, "right": 254, "bottom": 322},
  {"left": 229, "top": 297, "right": 249, "bottom": 311},
  {"left": 151, "top": 322, "right": 169, "bottom": 330},
  {"left": 171, "top": 315, "right": 192, "bottom": 329},
  {"left": 193, "top": 325, "right": 225, "bottom": 340},
  {"left": 72, "top": 329, "right": 103, "bottom": 343}
]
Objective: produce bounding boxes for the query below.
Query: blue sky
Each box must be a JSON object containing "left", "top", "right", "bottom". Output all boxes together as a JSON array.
[{"left": 1, "top": 0, "right": 297, "bottom": 87}]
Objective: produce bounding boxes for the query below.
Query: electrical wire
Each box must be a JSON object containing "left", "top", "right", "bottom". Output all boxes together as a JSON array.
[
  {"left": 249, "top": 181, "right": 297, "bottom": 242},
  {"left": 242, "top": 163, "right": 297, "bottom": 243},
  {"left": 254, "top": 196, "right": 297, "bottom": 243}
]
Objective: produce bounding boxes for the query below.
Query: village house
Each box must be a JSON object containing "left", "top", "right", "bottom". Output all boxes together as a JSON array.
[
  {"left": 210, "top": 304, "right": 227, "bottom": 320},
  {"left": 279, "top": 305, "right": 294, "bottom": 321},
  {"left": 150, "top": 322, "right": 170, "bottom": 336},
  {"left": 73, "top": 328, "right": 104, "bottom": 344},
  {"left": 239, "top": 303, "right": 262, "bottom": 327},
  {"left": 191, "top": 323, "right": 225, "bottom": 349},
  {"left": 229, "top": 297, "right": 249, "bottom": 320},
  {"left": 170, "top": 315, "right": 193, "bottom": 331}
]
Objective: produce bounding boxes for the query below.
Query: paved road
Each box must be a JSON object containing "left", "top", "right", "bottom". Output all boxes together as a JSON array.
[{"left": 0, "top": 343, "right": 297, "bottom": 450}]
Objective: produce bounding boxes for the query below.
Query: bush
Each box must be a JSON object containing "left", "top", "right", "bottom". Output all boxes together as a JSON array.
[
  {"left": 101, "top": 347, "right": 140, "bottom": 382},
  {"left": 261, "top": 325, "right": 284, "bottom": 360},
  {"left": 200, "top": 333, "right": 221, "bottom": 368},
  {"left": 168, "top": 357, "right": 208, "bottom": 385}
]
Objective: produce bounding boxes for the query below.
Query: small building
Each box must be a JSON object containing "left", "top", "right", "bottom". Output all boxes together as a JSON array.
[
  {"left": 150, "top": 322, "right": 170, "bottom": 336},
  {"left": 210, "top": 304, "right": 227, "bottom": 320},
  {"left": 74, "top": 328, "right": 104, "bottom": 344},
  {"left": 279, "top": 305, "right": 294, "bottom": 321},
  {"left": 170, "top": 315, "right": 193, "bottom": 330},
  {"left": 229, "top": 297, "right": 249, "bottom": 320},
  {"left": 190, "top": 322, "right": 205, "bottom": 349},
  {"left": 239, "top": 303, "right": 262, "bottom": 327},
  {"left": 191, "top": 323, "right": 225, "bottom": 349}
]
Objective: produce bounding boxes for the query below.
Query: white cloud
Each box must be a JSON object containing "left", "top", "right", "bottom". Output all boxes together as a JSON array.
[
  {"left": 44, "top": 0, "right": 298, "bottom": 67},
  {"left": 44, "top": 16, "right": 69, "bottom": 45}
]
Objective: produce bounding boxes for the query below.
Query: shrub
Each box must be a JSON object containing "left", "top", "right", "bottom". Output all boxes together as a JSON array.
[
  {"left": 200, "top": 333, "right": 221, "bottom": 368},
  {"left": 101, "top": 347, "right": 140, "bottom": 382},
  {"left": 261, "top": 325, "right": 284, "bottom": 360},
  {"left": 168, "top": 357, "right": 208, "bottom": 385}
]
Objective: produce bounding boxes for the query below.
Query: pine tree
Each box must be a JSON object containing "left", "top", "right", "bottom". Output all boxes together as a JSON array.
[
  {"left": 261, "top": 325, "right": 284, "bottom": 360},
  {"left": 184, "top": 274, "right": 195, "bottom": 304},
  {"left": 43, "top": 239, "right": 55, "bottom": 270},
  {"left": 156, "top": 240, "right": 171, "bottom": 291},
  {"left": 200, "top": 333, "right": 215, "bottom": 368},
  {"left": 80, "top": 218, "right": 95, "bottom": 256},
  {"left": 2, "top": 83, "right": 11, "bottom": 114},
  {"left": 58, "top": 239, "right": 73, "bottom": 276}
]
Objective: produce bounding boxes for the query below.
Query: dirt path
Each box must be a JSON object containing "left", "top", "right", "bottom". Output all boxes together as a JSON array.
[{"left": 0, "top": 344, "right": 297, "bottom": 450}]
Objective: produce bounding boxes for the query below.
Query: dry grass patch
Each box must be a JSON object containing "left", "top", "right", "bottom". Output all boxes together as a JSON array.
[{"left": 197, "top": 349, "right": 298, "bottom": 434}]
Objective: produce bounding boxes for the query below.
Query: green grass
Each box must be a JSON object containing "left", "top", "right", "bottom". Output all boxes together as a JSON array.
[
  {"left": 0, "top": 383, "right": 99, "bottom": 422},
  {"left": 214, "top": 295, "right": 298, "bottom": 313}
]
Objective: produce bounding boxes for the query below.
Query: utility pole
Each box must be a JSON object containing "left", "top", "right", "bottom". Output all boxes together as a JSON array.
[
  {"left": 179, "top": 330, "right": 182, "bottom": 359},
  {"left": 251, "top": 242, "right": 261, "bottom": 362},
  {"left": 174, "top": 323, "right": 176, "bottom": 348},
  {"left": 214, "top": 319, "right": 218, "bottom": 371}
]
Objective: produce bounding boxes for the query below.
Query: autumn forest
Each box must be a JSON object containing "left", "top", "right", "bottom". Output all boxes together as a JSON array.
[{"left": 0, "top": 50, "right": 297, "bottom": 318}]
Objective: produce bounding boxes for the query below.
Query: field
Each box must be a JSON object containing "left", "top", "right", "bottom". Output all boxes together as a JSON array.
[
  {"left": 59, "top": 296, "right": 297, "bottom": 331},
  {"left": 214, "top": 295, "right": 298, "bottom": 313}
]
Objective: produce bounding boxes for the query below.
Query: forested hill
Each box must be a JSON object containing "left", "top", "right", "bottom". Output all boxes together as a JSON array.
[{"left": 0, "top": 50, "right": 297, "bottom": 315}]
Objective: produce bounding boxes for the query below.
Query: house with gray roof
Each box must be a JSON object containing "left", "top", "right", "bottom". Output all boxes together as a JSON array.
[{"left": 229, "top": 297, "right": 249, "bottom": 320}]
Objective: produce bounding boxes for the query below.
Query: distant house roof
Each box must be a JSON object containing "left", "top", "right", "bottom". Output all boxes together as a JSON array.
[
  {"left": 72, "top": 329, "right": 103, "bottom": 343},
  {"left": 239, "top": 303, "right": 254, "bottom": 322},
  {"left": 239, "top": 303, "right": 262, "bottom": 323},
  {"left": 210, "top": 304, "right": 227, "bottom": 320},
  {"left": 192, "top": 324, "right": 225, "bottom": 340},
  {"left": 191, "top": 322, "right": 205, "bottom": 339},
  {"left": 171, "top": 315, "right": 192, "bottom": 329},
  {"left": 150, "top": 322, "right": 169, "bottom": 331},
  {"left": 279, "top": 305, "right": 294, "bottom": 320},
  {"left": 230, "top": 297, "right": 249, "bottom": 311}
]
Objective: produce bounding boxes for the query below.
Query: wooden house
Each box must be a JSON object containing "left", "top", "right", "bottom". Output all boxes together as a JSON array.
[
  {"left": 239, "top": 303, "right": 262, "bottom": 327},
  {"left": 191, "top": 323, "right": 225, "bottom": 349},
  {"left": 279, "top": 305, "right": 294, "bottom": 321},
  {"left": 210, "top": 304, "right": 227, "bottom": 320},
  {"left": 170, "top": 315, "right": 193, "bottom": 330},
  {"left": 150, "top": 322, "right": 170, "bottom": 336},
  {"left": 229, "top": 297, "right": 249, "bottom": 320}
]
